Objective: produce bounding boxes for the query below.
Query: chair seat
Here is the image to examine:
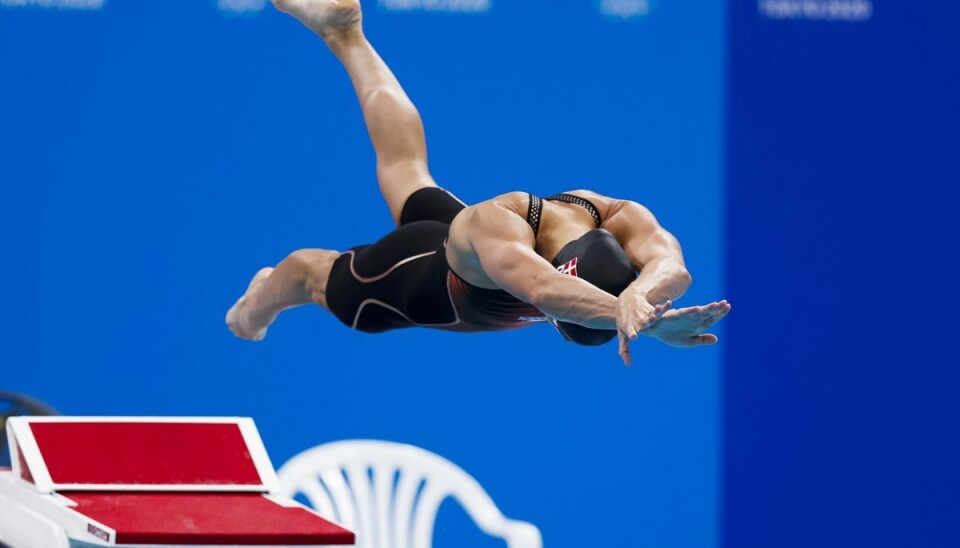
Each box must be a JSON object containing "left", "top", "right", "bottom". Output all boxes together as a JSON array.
[{"left": 63, "top": 492, "right": 354, "bottom": 545}]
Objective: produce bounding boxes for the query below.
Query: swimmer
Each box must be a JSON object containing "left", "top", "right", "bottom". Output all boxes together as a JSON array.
[{"left": 226, "top": 0, "right": 730, "bottom": 366}]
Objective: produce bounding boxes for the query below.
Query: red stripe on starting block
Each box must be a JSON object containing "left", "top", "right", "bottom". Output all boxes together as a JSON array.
[
  {"left": 29, "top": 422, "right": 263, "bottom": 487},
  {"left": 65, "top": 492, "right": 354, "bottom": 545}
]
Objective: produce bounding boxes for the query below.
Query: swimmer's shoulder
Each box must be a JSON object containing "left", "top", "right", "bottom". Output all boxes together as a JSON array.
[
  {"left": 446, "top": 192, "right": 533, "bottom": 281},
  {"left": 456, "top": 191, "right": 530, "bottom": 222},
  {"left": 551, "top": 189, "right": 621, "bottom": 221},
  {"left": 488, "top": 191, "right": 532, "bottom": 217},
  {"left": 450, "top": 192, "right": 535, "bottom": 250},
  {"left": 459, "top": 189, "right": 626, "bottom": 225}
]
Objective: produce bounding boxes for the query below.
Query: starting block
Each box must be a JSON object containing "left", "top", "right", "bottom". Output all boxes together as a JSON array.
[{"left": 0, "top": 417, "right": 354, "bottom": 547}]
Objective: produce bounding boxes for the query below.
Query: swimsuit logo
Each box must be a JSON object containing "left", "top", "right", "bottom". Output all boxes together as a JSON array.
[
  {"left": 557, "top": 257, "right": 579, "bottom": 277},
  {"left": 87, "top": 523, "right": 110, "bottom": 542}
]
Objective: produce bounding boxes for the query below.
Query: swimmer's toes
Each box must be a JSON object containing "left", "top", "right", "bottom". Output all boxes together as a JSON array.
[
  {"left": 225, "top": 298, "right": 268, "bottom": 342},
  {"left": 226, "top": 267, "right": 273, "bottom": 341},
  {"left": 225, "top": 298, "right": 247, "bottom": 338}
]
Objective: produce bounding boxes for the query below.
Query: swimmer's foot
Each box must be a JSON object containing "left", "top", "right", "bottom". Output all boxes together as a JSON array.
[
  {"left": 272, "top": 0, "right": 362, "bottom": 40},
  {"left": 226, "top": 267, "right": 275, "bottom": 341},
  {"left": 642, "top": 300, "right": 731, "bottom": 347}
]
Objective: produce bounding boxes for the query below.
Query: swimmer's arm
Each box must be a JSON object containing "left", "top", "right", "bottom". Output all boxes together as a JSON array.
[
  {"left": 469, "top": 203, "right": 618, "bottom": 330},
  {"left": 599, "top": 200, "right": 691, "bottom": 365},
  {"left": 602, "top": 200, "right": 692, "bottom": 305}
]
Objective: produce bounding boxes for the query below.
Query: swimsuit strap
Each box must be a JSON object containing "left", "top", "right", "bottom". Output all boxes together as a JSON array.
[
  {"left": 527, "top": 193, "right": 543, "bottom": 237},
  {"left": 544, "top": 193, "right": 602, "bottom": 228}
]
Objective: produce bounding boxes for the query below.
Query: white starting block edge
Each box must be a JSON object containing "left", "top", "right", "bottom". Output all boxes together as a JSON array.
[{"left": 6, "top": 416, "right": 280, "bottom": 494}]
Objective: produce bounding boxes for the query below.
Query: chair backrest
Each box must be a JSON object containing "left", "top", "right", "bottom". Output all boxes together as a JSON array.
[
  {"left": 277, "top": 440, "right": 542, "bottom": 548},
  {"left": 0, "top": 391, "right": 57, "bottom": 468}
]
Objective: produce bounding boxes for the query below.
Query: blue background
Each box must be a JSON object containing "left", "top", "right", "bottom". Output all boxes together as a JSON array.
[
  {"left": 6, "top": 1, "right": 958, "bottom": 547},
  {"left": 0, "top": 1, "right": 723, "bottom": 547}
]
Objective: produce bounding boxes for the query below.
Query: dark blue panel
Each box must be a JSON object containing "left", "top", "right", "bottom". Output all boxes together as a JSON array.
[{"left": 725, "top": 2, "right": 960, "bottom": 547}]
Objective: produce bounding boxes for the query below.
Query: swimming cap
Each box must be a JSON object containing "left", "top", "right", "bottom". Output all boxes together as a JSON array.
[{"left": 550, "top": 229, "right": 637, "bottom": 346}]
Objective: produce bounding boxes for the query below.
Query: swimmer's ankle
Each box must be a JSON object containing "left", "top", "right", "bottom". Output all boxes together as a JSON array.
[
  {"left": 323, "top": 24, "right": 366, "bottom": 51},
  {"left": 323, "top": 34, "right": 361, "bottom": 58}
]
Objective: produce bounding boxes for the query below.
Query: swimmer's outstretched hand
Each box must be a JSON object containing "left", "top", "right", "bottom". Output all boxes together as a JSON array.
[
  {"left": 617, "top": 300, "right": 731, "bottom": 367},
  {"left": 646, "top": 300, "right": 731, "bottom": 347}
]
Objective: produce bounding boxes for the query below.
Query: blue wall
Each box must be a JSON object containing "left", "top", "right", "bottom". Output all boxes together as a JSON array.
[
  {"left": 725, "top": 2, "right": 960, "bottom": 547},
  {"left": 0, "top": 1, "right": 724, "bottom": 546}
]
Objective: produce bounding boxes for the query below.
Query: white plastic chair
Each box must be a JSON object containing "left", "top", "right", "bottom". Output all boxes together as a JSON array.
[{"left": 277, "top": 440, "right": 542, "bottom": 548}]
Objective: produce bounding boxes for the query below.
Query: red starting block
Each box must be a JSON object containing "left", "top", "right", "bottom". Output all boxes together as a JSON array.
[{"left": 0, "top": 417, "right": 355, "bottom": 547}]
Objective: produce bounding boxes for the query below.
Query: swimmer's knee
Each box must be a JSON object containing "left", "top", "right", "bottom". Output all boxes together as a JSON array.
[{"left": 362, "top": 86, "right": 407, "bottom": 114}]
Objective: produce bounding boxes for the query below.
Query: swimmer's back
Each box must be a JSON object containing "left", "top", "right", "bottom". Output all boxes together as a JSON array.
[{"left": 446, "top": 190, "right": 616, "bottom": 289}]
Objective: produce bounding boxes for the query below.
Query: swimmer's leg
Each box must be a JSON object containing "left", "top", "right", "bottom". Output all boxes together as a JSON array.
[
  {"left": 274, "top": 0, "right": 439, "bottom": 226},
  {"left": 226, "top": 249, "right": 340, "bottom": 341}
]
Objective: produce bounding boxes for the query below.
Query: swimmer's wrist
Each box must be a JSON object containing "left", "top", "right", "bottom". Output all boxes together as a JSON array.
[
  {"left": 619, "top": 284, "right": 656, "bottom": 308},
  {"left": 631, "top": 283, "right": 673, "bottom": 307}
]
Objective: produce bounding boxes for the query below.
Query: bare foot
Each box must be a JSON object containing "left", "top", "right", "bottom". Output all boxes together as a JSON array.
[
  {"left": 643, "top": 300, "right": 731, "bottom": 347},
  {"left": 272, "top": 0, "right": 362, "bottom": 39},
  {"left": 226, "top": 267, "right": 275, "bottom": 341}
]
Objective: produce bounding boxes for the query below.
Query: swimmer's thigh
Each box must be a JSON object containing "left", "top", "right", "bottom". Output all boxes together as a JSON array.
[{"left": 326, "top": 221, "right": 457, "bottom": 332}]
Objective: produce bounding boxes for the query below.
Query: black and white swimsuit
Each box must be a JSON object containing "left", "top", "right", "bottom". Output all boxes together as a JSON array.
[{"left": 324, "top": 187, "right": 601, "bottom": 333}]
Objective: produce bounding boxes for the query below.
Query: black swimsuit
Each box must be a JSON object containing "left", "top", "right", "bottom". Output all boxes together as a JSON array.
[{"left": 325, "top": 187, "right": 601, "bottom": 333}]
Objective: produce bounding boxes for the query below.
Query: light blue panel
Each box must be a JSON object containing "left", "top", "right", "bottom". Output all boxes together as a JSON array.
[{"left": 0, "top": 1, "right": 723, "bottom": 546}]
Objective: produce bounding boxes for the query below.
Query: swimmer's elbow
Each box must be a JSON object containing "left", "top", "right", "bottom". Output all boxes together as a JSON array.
[
  {"left": 644, "top": 260, "right": 692, "bottom": 304},
  {"left": 669, "top": 268, "right": 693, "bottom": 302},
  {"left": 677, "top": 267, "right": 693, "bottom": 293}
]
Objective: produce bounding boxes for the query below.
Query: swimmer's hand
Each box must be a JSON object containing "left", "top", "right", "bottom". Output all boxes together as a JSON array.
[
  {"left": 643, "top": 301, "right": 731, "bottom": 349},
  {"left": 616, "top": 289, "right": 671, "bottom": 366}
]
